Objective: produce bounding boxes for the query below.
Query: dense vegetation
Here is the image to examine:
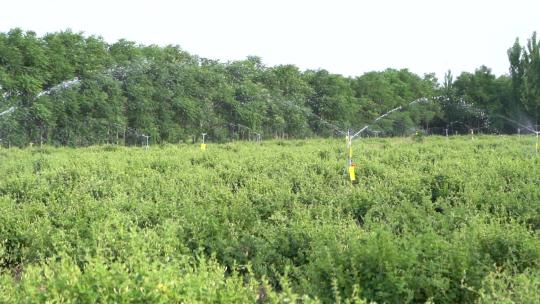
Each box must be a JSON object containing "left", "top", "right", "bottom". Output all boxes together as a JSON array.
[
  {"left": 1, "top": 29, "right": 540, "bottom": 147},
  {"left": 0, "top": 137, "right": 539, "bottom": 302}
]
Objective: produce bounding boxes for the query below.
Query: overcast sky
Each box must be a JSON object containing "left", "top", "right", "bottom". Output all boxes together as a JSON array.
[{"left": 1, "top": 0, "right": 539, "bottom": 80}]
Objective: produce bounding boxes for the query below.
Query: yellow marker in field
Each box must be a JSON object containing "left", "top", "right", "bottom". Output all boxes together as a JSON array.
[
  {"left": 201, "top": 133, "right": 207, "bottom": 151},
  {"left": 348, "top": 165, "right": 356, "bottom": 181}
]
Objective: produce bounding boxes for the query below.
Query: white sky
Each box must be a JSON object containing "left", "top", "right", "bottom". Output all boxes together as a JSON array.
[{"left": 1, "top": 0, "right": 539, "bottom": 81}]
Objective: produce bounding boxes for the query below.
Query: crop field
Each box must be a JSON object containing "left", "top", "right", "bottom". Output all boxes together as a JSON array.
[{"left": 0, "top": 136, "right": 539, "bottom": 303}]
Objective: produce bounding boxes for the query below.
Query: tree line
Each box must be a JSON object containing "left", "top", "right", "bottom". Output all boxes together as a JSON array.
[{"left": 0, "top": 28, "right": 539, "bottom": 146}]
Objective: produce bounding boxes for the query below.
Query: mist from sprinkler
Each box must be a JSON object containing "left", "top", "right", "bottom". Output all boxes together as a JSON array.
[
  {"left": 495, "top": 114, "right": 540, "bottom": 153},
  {"left": 0, "top": 107, "right": 15, "bottom": 118}
]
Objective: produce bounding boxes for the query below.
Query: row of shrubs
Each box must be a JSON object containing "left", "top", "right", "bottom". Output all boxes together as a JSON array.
[{"left": 0, "top": 136, "right": 539, "bottom": 302}]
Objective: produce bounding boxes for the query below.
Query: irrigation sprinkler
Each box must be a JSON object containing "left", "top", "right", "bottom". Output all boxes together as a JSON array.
[
  {"left": 141, "top": 134, "right": 150, "bottom": 149},
  {"left": 201, "top": 133, "right": 207, "bottom": 151},
  {"left": 341, "top": 104, "right": 410, "bottom": 183},
  {"left": 341, "top": 99, "right": 436, "bottom": 183},
  {"left": 518, "top": 128, "right": 521, "bottom": 138},
  {"left": 228, "top": 123, "right": 263, "bottom": 143},
  {"left": 111, "top": 123, "right": 142, "bottom": 146},
  {"left": 341, "top": 96, "right": 464, "bottom": 182},
  {"left": 257, "top": 96, "right": 450, "bottom": 183},
  {"left": 345, "top": 130, "right": 356, "bottom": 182}
]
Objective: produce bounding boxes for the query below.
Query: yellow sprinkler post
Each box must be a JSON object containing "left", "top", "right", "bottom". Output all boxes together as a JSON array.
[
  {"left": 346, "top": 130, "right": 356, "bottom": 182},
  {"left": 200, "top": 133, "right": 207, "bottom": 151},
  {"left": 348, "top": 163, "right": 356, "bottom": 182}
]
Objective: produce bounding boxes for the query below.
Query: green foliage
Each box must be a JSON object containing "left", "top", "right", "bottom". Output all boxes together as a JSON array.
[
  {"left": 507, "top": 32, "right": 540, "bottom": 125},
  {"left": 476, "top": 268, "right": 540, "bottom": 303},
  {"left": 0, "top": 254, "right": 306, "bottom": 303},
  {"left": 0, "top": 136, "right": 539, "bottom": 303},
  {"left": 2, "top": 29, "right": 540, "bottom": 147}
]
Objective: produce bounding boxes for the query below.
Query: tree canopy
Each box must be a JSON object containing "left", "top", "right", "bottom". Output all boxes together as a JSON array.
[{"left": 1, "top": 29, "right": 539, "bottom": 146}]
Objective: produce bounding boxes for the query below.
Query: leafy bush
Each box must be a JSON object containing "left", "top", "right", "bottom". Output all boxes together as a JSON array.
[{"left": 0, "top": 136, "right": 538, "bottom": 303}]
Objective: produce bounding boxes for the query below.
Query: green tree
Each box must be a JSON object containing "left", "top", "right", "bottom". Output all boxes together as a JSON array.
[{"left": 507, "top": 32, "right": 540, "bottom": 127}]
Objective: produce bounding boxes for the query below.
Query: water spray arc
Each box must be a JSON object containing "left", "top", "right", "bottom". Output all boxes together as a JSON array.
[
  {"left": 0, "top": 107, "right": 15, "bottom": 118},
  {"left": 0, "top": 61, "right": 156, "bottom": 147},
  {"left": 0, "top": 77, "right": 83, "bottom": 147},
  {"left": 36, "top": 78, "right": 81, "bottom": 99},
  {"left": 495, "top": 114, "right": 540, "bottom": 154},
  {"left": 278, "top": 99, "right": 347, "bottom": 137}
]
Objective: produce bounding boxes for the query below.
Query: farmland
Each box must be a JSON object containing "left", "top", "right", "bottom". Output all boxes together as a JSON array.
[{"left": 0, "top": 136, "right": 539, "bottom": 303}]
